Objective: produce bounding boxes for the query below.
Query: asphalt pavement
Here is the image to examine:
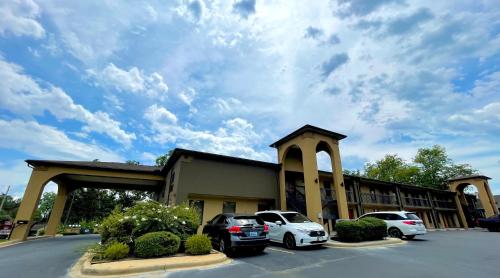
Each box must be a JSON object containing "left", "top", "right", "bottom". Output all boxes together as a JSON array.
[
  {"left": 169, "top": 230, "right": 500, "bottom": 278},
  {"left": 0, "top": 234, "right": 99, "bottom": 278},
  {"left": 0, "top": 230, "right": 498, "bottom": 278}
]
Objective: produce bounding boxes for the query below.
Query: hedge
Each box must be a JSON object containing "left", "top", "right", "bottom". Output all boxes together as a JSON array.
[
  {"left": 336, "top": 217, "right": 387, "bottom": 242},
  {"left": 185, "top": 234, "right": 212, "bottom": 255},
  {"left": 134, "top": 231, "right": 180, "bottom": 258},
  {"left": 104, "top": 242, "right": 130, "bottom": 260}
]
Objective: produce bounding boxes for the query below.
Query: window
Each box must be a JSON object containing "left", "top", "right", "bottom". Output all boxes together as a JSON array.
[
  {"left": 259, "top": 213, "right": 283, "bottom": 223},
  {"left": 223, "top": 201, "right": 236, "bottom": 213},
  {"left": 281, "top": 212, "right": 311, "bottom": 223},
  {"left": 209, "top": 215, "right": 221, "bottom": 224},
  {"left": 233, "top": 216, "right": 264, "bottom": 225},
  {"left": 189, "top": 200, "right": 204, "bottom": 225},
  {"left": 216, "top": 215, "right": 227, "bottom": 224},
  {"left": 405, "top": 213, "right": 421, "bottom": 220}
]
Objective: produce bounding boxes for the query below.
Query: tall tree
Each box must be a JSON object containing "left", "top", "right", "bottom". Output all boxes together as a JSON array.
[
  {"left": 364, "top": 154, "right": 419, "bottom": 184},
  {"left": 37, "top": 192, "right": 56, "bottom": 221},
  {"left": 155, "top": 150, "right": 174, "bottom": 166}
]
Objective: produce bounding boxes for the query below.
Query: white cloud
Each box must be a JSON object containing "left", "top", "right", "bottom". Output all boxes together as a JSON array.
[
  {"left": 0, "top": 0, "right": 45, "bottom": 38},
  {"left": 144, "top": 104, "right": 178, "bottom": 124},
  {"left": 144, "top": 105, "right": 271, "bottom": 161},
  {"left": 179, "top": 87, "right": 196, "bottom": 106},
  {"left": 0, "top": 119, "right": 122, "bottom": 161},
  {"left": 0, "top": 57, "right": 136, "bottom": 146},
  {"left": 87, "top": 63, "right": 168, "bottom": 99},
  {"left": 449, "top": 102, "right": 500, "bottom": 129}
]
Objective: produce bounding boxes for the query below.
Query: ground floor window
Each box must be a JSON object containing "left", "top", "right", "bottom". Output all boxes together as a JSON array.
[
  {"left": 223, "top": 201, "right": 236, "bottom": 213},
  {"left": 189, "top": 200, "right": 204, "bottom": 224}
]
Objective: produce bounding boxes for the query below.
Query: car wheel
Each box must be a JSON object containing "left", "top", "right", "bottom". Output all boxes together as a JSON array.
[
  {"left": 254, "top": 246, "right": 266, "bottom": 253},
  {"left": 283, "top": 233, "right": 296, "bottom": 249},
  {"left": 405, "top": 235, "right": 415, "bottom": 240},
  {"left": 218, "top": 237, "right": 227, "bottom": 253},
  {"left": 388, "top": 228, "right": 403, "bottom": 239}
]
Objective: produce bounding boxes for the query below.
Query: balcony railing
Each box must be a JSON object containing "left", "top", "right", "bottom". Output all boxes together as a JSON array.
[
  {"left": 346, "top": 191, "right": 355, "bottom": 202},
  {"left": 433, "top": 200, "right": 456, "bottom": 209},
  {"left": 402, "top": 197, "right": 430, "bottom": 208},
  {"left": 360, "top": 193, "right": 399, "bottom": 206}
]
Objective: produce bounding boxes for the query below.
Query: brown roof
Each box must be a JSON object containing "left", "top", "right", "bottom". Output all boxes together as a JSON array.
[
  {"left": 448, "top": 175, "right": 491, "bottom": 182},
  {"left": 162, "top": 148, "right": 281, "bottom": 173},
  {"left": 26, "top": 160, "right": 162, "bottom": 174},
  {"left": 270, "top": 124, "right": 347, "bottom": 148}
]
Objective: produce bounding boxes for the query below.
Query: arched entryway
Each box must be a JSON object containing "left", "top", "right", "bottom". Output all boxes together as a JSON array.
[
  {"left": 10, "top": 160, "right": 164, "bottom": 241},
  {"left": 272, "top": 125, "right": 349, "bottom": 224},
  {"left": 448, "top": 175, "right": 498, "bottom": 229}
]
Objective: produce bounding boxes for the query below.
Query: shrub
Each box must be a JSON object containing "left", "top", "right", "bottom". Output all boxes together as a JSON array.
[
  {"left": 134, "top": 231, "right": 180, "bottom": 258},
  {"left": 37, "top": 228, "right": 45, "bottom": 236},
  {"left": 99, "top": 201, "right": 200, "bottom": 245},
  {"left": 185, "top": 234, "right": 212, "bottom": 255},
  {"left": 359, "top": 217, "right": 387, "bottom": 240},
  {"left": 104, "top": 242, "right": 130, "bottom": 260},
  {"left": 336, "top": 221, "right": 364, "bottom": 242},
  {"left": 335, "top": 217, "right": 387, "bottom": 242}
]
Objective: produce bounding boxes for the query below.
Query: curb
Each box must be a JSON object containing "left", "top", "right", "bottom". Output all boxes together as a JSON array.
[
  {"left": 0, "top": 240, "right": 21, "bottom": 249},
  {"left": 69, "top": 251, "right": 230, "bottom": 277},
  {"left": 326, "top": 237, "right": 405, "bottom": 248}
]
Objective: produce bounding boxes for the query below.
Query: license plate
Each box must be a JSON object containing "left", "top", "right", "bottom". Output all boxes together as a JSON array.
[{"left": 249, "top": 231, "right": 258, "bottom": 237}]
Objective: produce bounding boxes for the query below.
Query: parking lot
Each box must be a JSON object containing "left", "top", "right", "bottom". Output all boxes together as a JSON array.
[{"left": 170, "top": 230, "right": 500, "bottom": 278}]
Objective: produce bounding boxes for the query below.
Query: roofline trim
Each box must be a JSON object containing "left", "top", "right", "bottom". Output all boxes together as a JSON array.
[
  {"left": 25, "top": 160, "right": 162, "bottom": 174},
  {"left": 270, "top": 124, "right": 347, "bottom": 148}
]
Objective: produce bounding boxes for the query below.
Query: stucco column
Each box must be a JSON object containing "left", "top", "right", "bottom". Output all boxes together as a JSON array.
[
  {"left": 482, "top": 181, "right": 499, "bottom": 215},
  {"left": 330, "top": 143, "right": 349, "bottom": 219},
  {"left": 278, "top": 161, "right": 287, "bottom": 210},
  {"left": 11, "top": 168, "right": 54, "bottom": 241},
  {"left": 437, "top": 212, "right": 445, "bottom": 228},
  {"left": 454, "top": 194, "right": 469, "bottom": 229},
  {"left": 422, "top": 211, "right": 431, "bottom": 228},
  {"left": 475, "top": 183, "right": 495, "bottom": 217},
  {"left": 45, "top": 184, "right": 70, "bottom": 236},
  {"left": 299, "top": 140, "right": 323, "bottom": 223}
]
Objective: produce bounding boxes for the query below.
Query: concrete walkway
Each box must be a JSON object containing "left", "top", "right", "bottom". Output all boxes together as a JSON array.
[{"left": 0, "top": 234, "right": 99, "bottom": 278}]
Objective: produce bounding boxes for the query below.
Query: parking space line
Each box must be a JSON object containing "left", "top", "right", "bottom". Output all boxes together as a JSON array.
[{"left": 267, "top": 247, "right": 295, "bottom": 255}]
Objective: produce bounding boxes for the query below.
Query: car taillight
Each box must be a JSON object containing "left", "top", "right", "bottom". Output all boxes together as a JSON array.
[
  {"left": 403, "top": 221, "right": 416, "bottom": 225},
  {"left": 263, "top": 224, "right": 269, "bottom": 232},
  {"left": 228, "top": 226, "right": 241, "bottom": 233}
]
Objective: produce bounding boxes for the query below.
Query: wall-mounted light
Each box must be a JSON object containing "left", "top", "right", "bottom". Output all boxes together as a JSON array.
[
  {"left": 341, "top": 182, "right": 344, "bottom": 187},
  {"left": 314, "top": 178, "right": 318, "bottom": 183}
]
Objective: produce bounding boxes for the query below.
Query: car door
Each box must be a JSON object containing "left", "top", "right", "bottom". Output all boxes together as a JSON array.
[
  {"left": 259, "top": 213, "right": 282, "bottom": 242},
  {"left": 203, "top": 215, "right": 221, "bottom": 244}
]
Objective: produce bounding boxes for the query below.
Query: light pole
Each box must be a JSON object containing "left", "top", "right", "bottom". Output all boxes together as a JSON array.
[{"left": 0, "top": 185, "right": 11, "bottom": 212}]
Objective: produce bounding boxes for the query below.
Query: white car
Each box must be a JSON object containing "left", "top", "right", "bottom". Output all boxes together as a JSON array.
[
  {"left": 255, "top": 210, "right": 328, "bottom": 249},
  {"left": 358, "top": 211, "right": 427, "bottom": 239}
]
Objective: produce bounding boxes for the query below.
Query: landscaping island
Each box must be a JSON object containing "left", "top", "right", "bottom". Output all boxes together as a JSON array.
[
  {"left": 69, "top": 201, "right": 230, "bottom": 277},
  {"left": 327, "top": 217, "right": 405, "bottom": 247}
]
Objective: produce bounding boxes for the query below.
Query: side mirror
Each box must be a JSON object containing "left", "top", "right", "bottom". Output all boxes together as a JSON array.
[{"left": 275, "top": 220, "right": 283, "bottom": 225}]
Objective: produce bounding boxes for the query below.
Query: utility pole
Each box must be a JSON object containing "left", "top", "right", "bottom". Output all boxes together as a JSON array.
[{"left": 0, "top": 185, "right": 11, "bottom": 212}]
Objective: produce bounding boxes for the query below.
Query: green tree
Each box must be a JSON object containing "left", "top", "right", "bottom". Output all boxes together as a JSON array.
[
  {"left": 413, "top": 145, "right": 450, "bottom": 188},
  {"left": 155, "top": 150, "right": 174, "bottom": 166},
  {"left": 364, "top": 154, "right": 419, "bottom": 184},
  {"left": 0, "top": 194, "right": 21, "bottom": 220},
  {"left": 126, "top": 160, "right": 140, "bottom": 165},
  {"left": 37, "top": 192, "right": 56, "bottom": 221}
]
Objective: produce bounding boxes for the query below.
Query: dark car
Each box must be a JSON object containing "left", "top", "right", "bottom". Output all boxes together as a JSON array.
[
  {"left": 202, "top": 213, "right": 269, "bottom": 255},
  {"left": 477, "top": 215, "right": 500, "bottom": 232}
]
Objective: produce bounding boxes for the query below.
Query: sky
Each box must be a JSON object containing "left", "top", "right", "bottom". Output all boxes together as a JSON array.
[{"left": 1, "top": 0, "right": 499, "bottom": 198}]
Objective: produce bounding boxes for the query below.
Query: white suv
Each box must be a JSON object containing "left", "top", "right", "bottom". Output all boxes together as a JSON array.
[
  {"left": 358, "top": 211, "right": 427, "bottom": 239},
  {"left": 255, "top": 210, "right": 328, "bottom": 249}
]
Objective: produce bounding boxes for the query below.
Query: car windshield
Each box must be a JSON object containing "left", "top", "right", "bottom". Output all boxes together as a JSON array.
[
  {"left": 281, "top": 213, "right": 311, "bottom": 223},
  {"left": 405, "top": 213, "right": 420, "bottom": 220},
  {"left": 233, "top": 216, "right": 264, "bottom": 225}
]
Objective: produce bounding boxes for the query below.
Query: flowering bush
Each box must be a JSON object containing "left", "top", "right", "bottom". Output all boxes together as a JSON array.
[{"left": 99, "top": 201, "right": 200, "bottom": 246}]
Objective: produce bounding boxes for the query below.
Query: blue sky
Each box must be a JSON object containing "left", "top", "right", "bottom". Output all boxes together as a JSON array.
[{"left": 1, "top": 0, "right": 500, "bottom": 197}]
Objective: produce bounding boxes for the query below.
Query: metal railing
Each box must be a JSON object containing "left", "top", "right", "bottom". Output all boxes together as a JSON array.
[
  {"left": 346, "top": 191, "right": 355, "bottom": 202},
  {"left": 402, "top": 197, "right": 430, "bottom": 207},
  {"left": 360, "top": 193, "right": 399, "bottom": 206},
  {"left": 433, "top": 200, "right": 456, "bottom": 209}
]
